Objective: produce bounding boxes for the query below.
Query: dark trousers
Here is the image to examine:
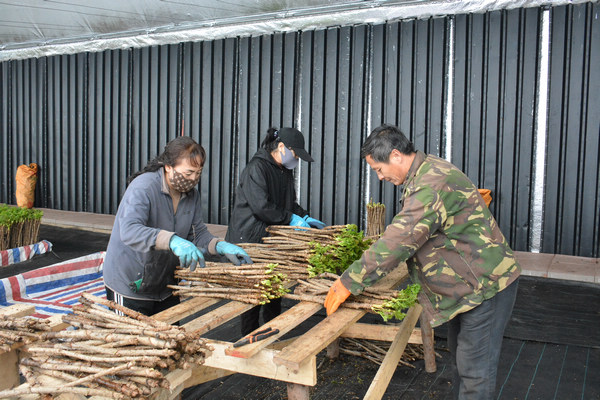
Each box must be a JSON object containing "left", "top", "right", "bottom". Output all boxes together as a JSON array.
[
  {"left": 105, "top": 286, "right": 180, "bottom": 317},
  {"left": 447, "top": 279, "right": 519, "bottom": 400},
  {"left": 240, "top": 298, "right": 282, "bottom": 336}
]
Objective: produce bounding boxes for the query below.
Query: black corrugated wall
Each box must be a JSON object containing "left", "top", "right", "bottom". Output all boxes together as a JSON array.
[{"left": 1, "top": 3, "right": 598, "bottom": 257}]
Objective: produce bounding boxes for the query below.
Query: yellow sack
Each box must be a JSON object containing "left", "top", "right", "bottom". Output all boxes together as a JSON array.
[
  {"left": 478, "top": 188, "right": 492, "bottom": 207},
  {"left": 16, "top": 163, "right": 38, "bottom": 209}
]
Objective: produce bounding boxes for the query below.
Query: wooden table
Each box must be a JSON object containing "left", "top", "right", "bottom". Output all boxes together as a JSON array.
[
  {"left": 0, "top": 263, "right": 436, "bottom": 399},
  {"left": 153, "top": 263, "right": 436, "bottom": 400}
]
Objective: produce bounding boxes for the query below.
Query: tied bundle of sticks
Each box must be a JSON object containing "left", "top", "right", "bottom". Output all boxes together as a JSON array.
[
  {"left": 366, "top": 199, "right": 386, "bottom": 238},
  {"left": 170, "top": 262, "right": 290, "bottom": 305},
  {"left": 0, "top": 314, "right": 51, "bottom": 352},
  {"left": 339, "top": 338, "right": 439, "bottom": 368},
  {"left": 239, "top": 224, "right": 371, "bottom": 279},
  {"left": 239, "top": 225, "right": 347, "bottom": 279},
  {"left": 284, "top": 273, "right": 420, "bottom": 321},
  {"left": 0, "top": 292, "right": 212, "bottom": 399}
]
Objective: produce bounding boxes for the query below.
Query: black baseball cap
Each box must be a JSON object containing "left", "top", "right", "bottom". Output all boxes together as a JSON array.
[{"left": 278, "top": 127, "right": 314, "bottom": 162}]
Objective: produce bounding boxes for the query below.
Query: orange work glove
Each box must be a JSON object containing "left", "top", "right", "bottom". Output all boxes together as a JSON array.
[
  {"left": 324, "top": 278, "right": 351, "bottom": 315},
  {"left": 478, "top": 188, "right": 492, "bottom": 208}
]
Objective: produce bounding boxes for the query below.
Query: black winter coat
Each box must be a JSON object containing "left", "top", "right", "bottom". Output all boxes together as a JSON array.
[{"left": 225, "top": 148, "right": 307, "bottom": 244}]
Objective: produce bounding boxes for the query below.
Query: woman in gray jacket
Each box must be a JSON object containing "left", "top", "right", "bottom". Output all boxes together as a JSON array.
[{"left": 103, "top": 136, "right": 251, "bottom": 316}]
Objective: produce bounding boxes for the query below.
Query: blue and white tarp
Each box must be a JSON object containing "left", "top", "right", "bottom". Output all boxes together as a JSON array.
[
  {"left": 0, "top": 251, "right": 106, "bottom": 318},
  {"left": 0, "top": 240, "right": 53, "bottom": 267}
]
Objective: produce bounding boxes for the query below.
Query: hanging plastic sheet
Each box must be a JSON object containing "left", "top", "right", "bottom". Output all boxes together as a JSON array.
[{"left": 0, "top": 0, "right": 591, "bottom": 61}]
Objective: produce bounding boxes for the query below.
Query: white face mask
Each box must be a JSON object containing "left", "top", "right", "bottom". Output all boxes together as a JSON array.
[{"left": 280, "top": 147, "right": 299, "bottom": 169}]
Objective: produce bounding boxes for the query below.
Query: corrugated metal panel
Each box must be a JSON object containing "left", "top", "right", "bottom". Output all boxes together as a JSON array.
[
  {"left": 369, "top": 17, "right": 449, "bottom": 225},
  {"left": 544, "top": 3, "right": 600, "bottom": 257},
  {"left": 297, "top": 26, "right": 370, "bottom": 226},
  {"left": 452, "top": 8, "right": 540, "bottom": 251},
  {"left": 1, "top": 3, "right": 599, "bottom": 257}
]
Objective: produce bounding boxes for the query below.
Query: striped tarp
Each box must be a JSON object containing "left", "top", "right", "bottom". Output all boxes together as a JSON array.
[
  {"left": 0, "top": 251, "right": 106, "bottom": 318},
  {"left": 0, "top": 240, "right": 53, "bottom": 267}
]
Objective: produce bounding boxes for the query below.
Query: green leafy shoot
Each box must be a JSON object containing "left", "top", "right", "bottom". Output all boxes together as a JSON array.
[
  {"left": 258, "top": 263, "right": 290, "bottom": 304},
  {"left": 307, "top": 224, "right": 373, "bottom": 277},
  {"left": 371, "top": 283, "right": 421, "bottom": 322},
  {"left": 0, "top": 204, "right": 43, "bottom": 229}
]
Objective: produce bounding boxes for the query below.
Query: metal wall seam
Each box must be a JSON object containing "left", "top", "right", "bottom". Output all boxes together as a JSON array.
[
  {"left": 444, "top": 17, "right": 455, "bottom": 162},
  {"left": 530, "top": 8, "right": 551, "bottom": 253},
  {"left": 362, "top": 24, "right": 374, "bottom": 230}
]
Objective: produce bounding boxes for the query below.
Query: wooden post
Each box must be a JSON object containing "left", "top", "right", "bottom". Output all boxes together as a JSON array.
[
  {"left": 0, "top": 349, "right": 19, "bottom": 391},
  {"left": 419, "top": 312, "right": 436, "bottom": 373},
  {"left": 363, "top": 304, "right": 422, "bottom": 400},
  {"left": 0, "top": 304, "right": 36, "bottom": 391},
  {"left": 326, "top": 338, "right": 340, "bottom": 359},
  {"left": 287, "top": 383, "right": 310, "bottom": 400}
]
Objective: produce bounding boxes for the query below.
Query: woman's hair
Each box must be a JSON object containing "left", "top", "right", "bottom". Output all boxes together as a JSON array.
[
  {"left": 127, "top": 136, "right": 206, "bottom": 185},
  {"left": 360, "top": 124, "right": 415, "bottom": 162},
  {"left": 260, "top": 127, "right": 281, "bottom": 152}
]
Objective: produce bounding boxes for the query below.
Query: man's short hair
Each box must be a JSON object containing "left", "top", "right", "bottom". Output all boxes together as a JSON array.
[{"left": 360, "top": 124, "right": 415, "bottom": 162}]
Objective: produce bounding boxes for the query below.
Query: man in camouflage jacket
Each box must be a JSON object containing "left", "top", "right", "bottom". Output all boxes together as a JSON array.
[{"left": 324, "top": 124, "right": 521, "bottom": 400}]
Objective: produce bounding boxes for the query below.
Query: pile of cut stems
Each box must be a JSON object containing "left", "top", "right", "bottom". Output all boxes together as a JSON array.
[
  {"left": 0, "top": 314, "right": 51, "bottom": 352},
  {"left": 0, "top": 292, "right": 211, "bottom": 399},
  {"left": 170, "top": 262, "right": 289, "bottom": 305},
  {"left": 339, "top": 338, "right": 438, "bottom": 368},
  {"left": 284, "top": 273, "right": 420, "bottom": 322}
]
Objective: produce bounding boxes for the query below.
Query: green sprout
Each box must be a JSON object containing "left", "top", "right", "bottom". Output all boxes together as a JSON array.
[
  {"left": 307, "top": 224, "right": 373, "bottom": 277},
  {"left": 371, "top": 284, "right": 421, "bottom": 322}
]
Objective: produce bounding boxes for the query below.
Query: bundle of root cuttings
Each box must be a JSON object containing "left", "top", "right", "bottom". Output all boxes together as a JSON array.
[
  {"left": 366, "top": 199, "right": 386, "bottom": 238},
  {"left": 170, "top": 262, "right": 290, "bottom": 305},
  {"left": 284, "top": 274, "right": 420, "bottom": 322},
  {"left": 239, "top": 224, "right": 372, "bottom": 279},
  {"left": 0, "top": 314, "right": 51, "bottom": 352},
  {"left": 0, "top": 292, "right": 212, "bottom": 399}
]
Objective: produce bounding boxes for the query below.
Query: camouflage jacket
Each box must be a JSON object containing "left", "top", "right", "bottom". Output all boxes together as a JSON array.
[{"left": 341, "top": 151, "right": 521, "bottom": 327}]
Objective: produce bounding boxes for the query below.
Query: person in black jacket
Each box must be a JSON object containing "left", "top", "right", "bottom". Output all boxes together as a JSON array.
[{"left": 226, "top": 127, "right": 325, "bottom": 335}]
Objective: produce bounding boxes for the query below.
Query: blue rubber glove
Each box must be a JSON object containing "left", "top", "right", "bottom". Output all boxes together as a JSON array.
[
  {"left": 303, "top": 215, "right": 326, "bottom": 229},
  {"left": 216, "top": 241, "right": 253, "bottom": 266},
  {"left": 289, "top": 213, "right": 310, "bottom": 228},
  {"left": 169, "top": 235, "right": 205, "bottom": 271}
]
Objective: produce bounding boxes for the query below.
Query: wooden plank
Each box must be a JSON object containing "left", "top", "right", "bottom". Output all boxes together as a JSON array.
[
  {"left": 150, "top": 369, "right": 191, "bottom": 400},
  {"left": 47, "top": 314, "right": 69, "bottom": 331},
  {"left": 363, "top": 304, "right": 423, "bottom": 400},
  {"left": 152, "top": 297, "right": 220, "bottom": 325},
  {"left": 184, "top": 365, "right": 235, "bottom": 387},
  {"left": 273, "top": 265, "right": 409, "bottom": 372},
  {"left": 341, "top": 323, "right": 423, "bottom": 344},
  {"left": 225, "top": 301, "right": 322, "bottom": 358},
  {"left": 267, "top": 336, "right": 299, "bottom": 351},
  {"left": 0, "top": 304, "right": 35, "bottom": 318},
  {"left": 181, "top": 300, "right": 254, "bottom": 334},
  {"left": 275, "top": 305, "right": 365, "bottom": 371},
  {"left": 200, "top": 339, "right": 317, "bottom": 386}
]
